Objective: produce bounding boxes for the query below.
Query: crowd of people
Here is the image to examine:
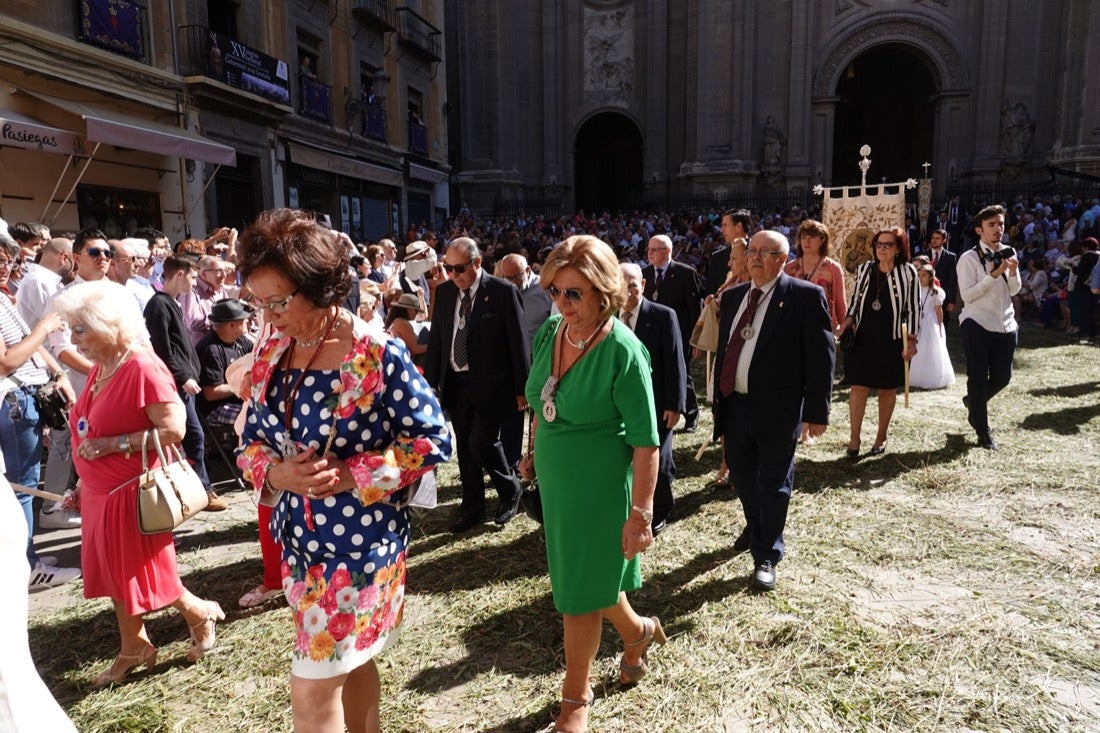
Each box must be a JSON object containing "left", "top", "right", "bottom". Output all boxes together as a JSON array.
[{"left": 3, "top": 191, "right": 1098, "bottom": 732}]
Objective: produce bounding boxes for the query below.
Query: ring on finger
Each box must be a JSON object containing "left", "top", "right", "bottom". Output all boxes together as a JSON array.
[{"left": 307, "top": 488, "right": 315, "bottom": 498}]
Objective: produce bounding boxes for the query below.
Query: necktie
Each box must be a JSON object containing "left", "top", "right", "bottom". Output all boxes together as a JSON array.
[
  {"left": 454, "top": 289, "right": 472, "bottom": 368},
  {"left": 620, "top": 311, "right": 632, "bottom": 330},
  {"left": 654, "top": 269, "right": 664, "bottom": 289},
  {"left": 718, "top": 288, "right": 763, "bottom": 399},
  {"left": 933, "top": 251, "right": 939, "bottom": 267}
]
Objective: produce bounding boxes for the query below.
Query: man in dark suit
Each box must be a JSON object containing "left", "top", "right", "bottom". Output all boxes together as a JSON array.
[
  {"left": 713, "top": 230, "right": 835, "bottom": 591},
  {"left": 619, "top": 263, "right": 686, "bottom": 535},
  {"left": 705, "top": 209, "right": 752, "bottom": 296},
  {"left": 928, "top": 228, "right": 959, "bottom": 321},
  {"left": 643, "top": 234, "right": 703, "bottom": 432},
  {"left": 424, "top": 237, "right": 530, "bottom": 533}
]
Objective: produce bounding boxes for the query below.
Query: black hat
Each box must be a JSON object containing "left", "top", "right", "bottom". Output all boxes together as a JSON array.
[{"left": 209, "top": 298, "right": 253, "bottom": 323}]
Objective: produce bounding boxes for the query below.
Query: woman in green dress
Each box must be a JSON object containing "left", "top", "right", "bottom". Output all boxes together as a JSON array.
[{"left": 522, "top": 235, "right": 665, "bottom": 733}]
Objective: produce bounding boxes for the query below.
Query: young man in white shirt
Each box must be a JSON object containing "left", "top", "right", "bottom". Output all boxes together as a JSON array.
[{"left": 957, "top": 205, "right": 1022, "bottom": 450}]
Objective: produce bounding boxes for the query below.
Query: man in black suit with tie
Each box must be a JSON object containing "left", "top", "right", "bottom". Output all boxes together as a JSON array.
[
  {"left": 928, "top": 228, "right": 959, "bottom": 321},
  {"left": 705, "top": 209, "right": 752, "bottom": 296},
  {"left": 424, "top": 237, "right": 530, "bottom": 533},
  {"left": 619, "top": 263, "right": 686, "bottom": 535},
  {"left": 713, "top": 231, "right": 835, "bottom": 591},
  {"left": 643, "top": 234, "right": 703, "bottom": 432}
]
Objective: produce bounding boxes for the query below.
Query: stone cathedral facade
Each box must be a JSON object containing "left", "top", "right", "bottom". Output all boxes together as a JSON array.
[{"left": 444, "top": 0, "right": 1100, "bottom": 213}]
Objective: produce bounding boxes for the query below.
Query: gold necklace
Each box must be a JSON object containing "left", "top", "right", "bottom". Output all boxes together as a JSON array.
[
  {"left": 94, "top": 347, "right": 133, "bottom": 389},
  {"left": 564, "top": 321, "right": 602, "bottom": 349},
  {"left": 294, "top": 310, "right": 338, "bottom": 348}
]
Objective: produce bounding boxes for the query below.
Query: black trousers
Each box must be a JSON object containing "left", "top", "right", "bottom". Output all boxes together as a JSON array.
[
  {"left": 721, "top": 395, "right": 795, "bottom": 566},
  {"left": 181, "top": 392, "right": 212, "bottom": 490},
  {"left": 652, "top": 420, "right": 676, "bottom": 524},
  {"left": 959, "top": 319, "right": 1017, "bottom": 436},
  {"left": 443, "top": 371, "right": 520, "bottom": 517}
]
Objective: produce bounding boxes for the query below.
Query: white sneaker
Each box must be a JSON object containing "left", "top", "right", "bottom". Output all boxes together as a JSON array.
[
  {"left": 28, "top": 562, "right": 81, "bottom": 590},
  {"left": 39, "top": 507, "right": 81, "bottom": 529}
]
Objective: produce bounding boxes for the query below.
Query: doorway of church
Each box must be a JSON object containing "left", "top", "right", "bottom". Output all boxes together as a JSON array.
[
  {"left": 832, "top": 44, "right": 935, "bottom": 185},
  {"left": 574, "top": 112, "right": 643, "bottom": 214}
]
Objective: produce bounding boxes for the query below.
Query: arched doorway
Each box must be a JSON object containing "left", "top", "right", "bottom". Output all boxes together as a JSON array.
[
  {"left": 574, "top": 112, "right": 643, "bottom": 214},
  {"left": 831, "top": 45, "right": 935, "bottom": 185}
]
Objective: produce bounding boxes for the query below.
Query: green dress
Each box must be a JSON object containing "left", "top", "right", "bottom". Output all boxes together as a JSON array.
[{"left": 525, "top": 316, "right": 659, "bottom": 615}]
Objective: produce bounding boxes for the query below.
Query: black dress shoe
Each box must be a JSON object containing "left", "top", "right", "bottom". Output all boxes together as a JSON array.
[
  {"left": 494, "top": 491, "right": 523, "bottom": 525},
  {"left": 962, "top": 394, "right": 970, "bottom": 409},
  {"left": 732, "top": 528, "right": 750, "bottom": 553},
  {"left": 681, "top": 416, "right": 699, "bottom": 434},
  {"left": 752, "top": 561, "right": 776, "bottom": 591},
  {"left": 651, "top": 519, "right": 667, "bottom": 537},
  {"left": 977, "top": 431, "right": 998, "bottom": 450},
  {"left": 450, "top": 511, "right": 485, "bottom": 534}
]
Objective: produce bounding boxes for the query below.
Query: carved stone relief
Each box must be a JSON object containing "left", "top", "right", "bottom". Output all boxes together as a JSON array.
[{"left": 583, "top": 5, "right": 634, "bottom": 104}]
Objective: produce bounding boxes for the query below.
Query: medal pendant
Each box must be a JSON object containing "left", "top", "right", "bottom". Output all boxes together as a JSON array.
[
  {"left": 871, "top": 299, "right": 882, "bottom": 312},
  {"left": 542, "top": 399, "right": 557, "bottom": 423},
  {"left": 76, "top": 416, "right": 89, "bottom": 439},
  {"left": 458, "top": 316, "right": 467, "bottom": 330},
  {"left": 540, "top": 375, "right": 558, "bottom": 402},
  {"left": 740, "top": 325, "right": 755, "bottom": 340},
  {"left": 280, "top": 435, "right": 300, "bottom": 458}
]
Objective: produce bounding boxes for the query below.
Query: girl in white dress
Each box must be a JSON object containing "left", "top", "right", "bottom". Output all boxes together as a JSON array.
[{"left": 910, "top": 264, "right": 955, "bottom": 389}]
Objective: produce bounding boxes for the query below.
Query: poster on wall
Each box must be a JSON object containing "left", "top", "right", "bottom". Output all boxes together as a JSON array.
[
  {"left": 288, "top": 187, "right": 299, "bottom": 209},
  {"left": 351, "top": 198, "right": 361, "bottom": 240},
  {"left": 340, "top": 196, "right": 350, "bottom": 234},
  {"left": 199, "top": 29, "right": 290, "bottom": 105}
]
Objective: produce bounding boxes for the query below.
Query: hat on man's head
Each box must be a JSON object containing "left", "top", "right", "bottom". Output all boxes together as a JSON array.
[
  {"left": 393, "top": 293, "right": 422, "bottom": 311},
  {"left": 404, "top": 241, "right": 431, "bottom": 260},
  {"left": 209, "top": 298, "right": 253, "bottom": 323}
]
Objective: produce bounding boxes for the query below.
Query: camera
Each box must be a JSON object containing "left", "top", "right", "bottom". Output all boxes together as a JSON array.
[{"left": 989, "top": 248, "right": 1014, "bottom": 265}]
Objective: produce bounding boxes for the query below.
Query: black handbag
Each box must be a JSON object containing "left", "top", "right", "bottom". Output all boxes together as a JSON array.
[
  {"left": 839, "top": 326, "right": 856, "bottom": 352},
  {"left": 32, "top": 380, "right": 71, "bottom": 430},
  {"left": 517, "top": 409, "right": 543, "bottom": 524}
]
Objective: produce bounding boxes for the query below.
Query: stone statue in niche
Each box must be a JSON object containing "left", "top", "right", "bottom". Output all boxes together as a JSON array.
[
  {"left": 583, "top": 6, "right": 634, "bottom": 101},
  {"left": 761, "top": 116, "right": 786, "bottom": 169},
  {"left": 999, "top": 101, "right": 1034, "bottom": 162}
]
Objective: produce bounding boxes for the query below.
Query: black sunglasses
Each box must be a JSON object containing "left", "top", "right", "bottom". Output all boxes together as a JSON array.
[
  {"left": 442, "top": 261, "right": 472, "bottom": 274},
  {"left": 85, "top": 247, "right": 114, "bottom": 259},
  {"left": 548, "top": 285, "right": 588, "bottom": 303}
]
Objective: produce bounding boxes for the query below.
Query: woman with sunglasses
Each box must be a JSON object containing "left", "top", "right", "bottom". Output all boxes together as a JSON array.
[
  {"left": 235, "top": 209, "right": 451, "bottom": 733},
  {"left": 524, "top": 235, "right": 663, "bottom": 733},
  {"left": 837, "top": 227, "right": 920, "bottom": 457}
]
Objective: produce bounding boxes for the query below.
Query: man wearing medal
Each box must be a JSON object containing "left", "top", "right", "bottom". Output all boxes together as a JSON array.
[
  {"left": 713, "top": 231, "right": 835, "bottom": 592},
  {"left": 424, "top": 237, "right": 530, "bottom": 533}
]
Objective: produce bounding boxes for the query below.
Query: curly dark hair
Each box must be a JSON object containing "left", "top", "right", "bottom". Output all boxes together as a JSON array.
[{"left": 235, "top": 208, "right": 351, "bottom": 308}]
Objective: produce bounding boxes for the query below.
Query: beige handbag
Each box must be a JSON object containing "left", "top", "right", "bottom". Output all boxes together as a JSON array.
[
  {"left": 690, "top": 298, "right": 721, "bottom": 353},
  {"left": 136, "top": 430, "right": 209, "bottom": 535}
]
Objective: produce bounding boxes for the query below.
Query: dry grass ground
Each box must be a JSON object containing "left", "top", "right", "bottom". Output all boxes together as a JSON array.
[{"left": 29, "top": 324, "right": 1100, "bottom": 732}]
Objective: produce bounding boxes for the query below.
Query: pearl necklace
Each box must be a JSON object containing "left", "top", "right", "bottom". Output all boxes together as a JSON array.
[
  {"left": 294, "top": 311, "right": 338, "bottom": 348},
  {"left": 564, "top": 321, "right": 601, "bottom": 350}
]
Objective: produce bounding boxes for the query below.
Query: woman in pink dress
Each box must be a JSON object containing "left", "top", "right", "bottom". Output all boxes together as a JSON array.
[
  {"left": 784, "top": 219, "right": 847, "bottom": 444},
  {"left": 53, "top": 281, "right": 224, "bottom": 687}
]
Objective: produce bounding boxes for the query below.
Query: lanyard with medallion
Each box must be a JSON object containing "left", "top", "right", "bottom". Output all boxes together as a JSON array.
[{"left": 541, "top": 318, "right": 606, "bottom": 423}]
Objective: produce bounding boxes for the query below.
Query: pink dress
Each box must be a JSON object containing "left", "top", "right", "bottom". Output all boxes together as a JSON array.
[
  {"left": 72, "top": 349, "right": 186, "bottom": 616},
  {"left": 784, "top": 257, "right": 848, "bottom": 329}
]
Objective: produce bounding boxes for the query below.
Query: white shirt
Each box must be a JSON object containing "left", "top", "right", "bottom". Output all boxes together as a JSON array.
[
  {"left": 727, "top": 276, "right": 780, "bottom": 394},
  {"left": 15, "top": 262, "right": 61, "bottom": 328},
  {"left": 619, "top": 303, "right": 640, "bottom": 332},
  {"left": 448, "top": 269, "right": 483, "bottom": 372},
  {"left": 958, "top": 243, "right": 1022, "bottom": 333}
]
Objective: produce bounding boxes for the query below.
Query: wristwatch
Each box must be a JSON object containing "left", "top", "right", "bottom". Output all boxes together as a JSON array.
[
  {"left": 631, "top": 504, "right": 653, "bottom": 523},
  {"left": 118, "top": 433, "right": 132, "bottom": 458}
]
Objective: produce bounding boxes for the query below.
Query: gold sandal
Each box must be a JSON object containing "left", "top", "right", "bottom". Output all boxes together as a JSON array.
[
  {"left": 186, "top": 600, "right": 226, "bottom": 662},
  {"left": 91, "top": 643, "right": 157, "bottom": 688},
  {"left": 550, "top": 689, "right": 593, "bottom": 733},
  {"left": 619, "top": 616, "right": 667, "bottom": 685}
]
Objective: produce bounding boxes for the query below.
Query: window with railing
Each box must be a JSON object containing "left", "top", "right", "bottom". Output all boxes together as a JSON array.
[
  {"left": 408, "top": 119, "right": 428, "bottom": 156},
  {"left": 300, "top": 76, "right": 334, "bottom": 124},
  {"left": 395, "top": 7, "right": 441, "bottom": 61},
  {"left": 352, "top": 0, "right": 396, "bottom": 31},
  {"left": 178, "top": 26, "right": 291, "bottom": 106},
  {"left": 77, "top": 0, "right": 149, "bottom": 62}
]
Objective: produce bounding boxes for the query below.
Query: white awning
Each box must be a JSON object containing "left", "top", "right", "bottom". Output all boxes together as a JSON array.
[
  {"left": 18, "top": 89, "right": 237, "bottom": 166},
  {"left": 408, "top": 162, "right": 448, "bottom": 183},
  {"left": 0, "top": 110, "right": 84, "bottom": 155},
  {"left": 287, "top": 142, "right": 403, "bottom": 188}
]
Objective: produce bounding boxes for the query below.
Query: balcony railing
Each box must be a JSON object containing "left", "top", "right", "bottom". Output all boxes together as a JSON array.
[
  {"left": 352, "top": 0, "right": 396, "bottom": 31},
  {"left": 78, "top": 0, "right": 149, "bottom": 63},
  {"left": 178, "top": 25, "right": 291, "bottom": 106},
  {"left": 300, "top": 75, "right": 334, "bottom": 124},
  {"left": 395, "top": 7, "right": 442, "bottom": 61},
  {"left": 408, "top": 119, "right": 428, "bottom": 156},
  {"left": 363, "top": 105, "right": 387, "bottom": 142}
]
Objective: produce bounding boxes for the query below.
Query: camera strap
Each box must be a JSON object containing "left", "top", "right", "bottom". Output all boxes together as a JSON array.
[{"left": 974, "top": 245, "right": 1009, "bottom": 283}]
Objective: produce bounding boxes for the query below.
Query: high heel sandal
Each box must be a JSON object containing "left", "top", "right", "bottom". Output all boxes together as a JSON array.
[
  {"left": 846, "top": 442, "right": 861, "bottom": 458},
  {"left": 186, "top": 600, "right": 226, "bottom": 662},
  {"left": 549, "top": 689, "right": 594, "bottom": 733},
  {"left": 91, "top": 643, "right": 157, "bottom": 688},
  {"left": 619, "top": 616, "right": 667, "bottom": 685}
]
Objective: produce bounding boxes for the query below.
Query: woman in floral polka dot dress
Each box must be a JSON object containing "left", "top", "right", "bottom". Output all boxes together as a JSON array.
[{"left": 234, "top": 209, "right": 451, "bottom": 733}]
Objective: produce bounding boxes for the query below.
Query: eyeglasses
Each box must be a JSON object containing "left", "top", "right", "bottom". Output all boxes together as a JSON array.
[
  {"left": 442, "top": 261, "right": 472, "bottom": 274},
  {"left": 875, "top": 240, "right": 898, "bottom": 249},
  {"left": 84, "top": 247, "right": 114, "bottom": 259},
  {"left": 202, "top": 269, "right": 228, "bottom": 277},
  {"left": 248, "top": 290, "right": 298, "bottom": 314},
  {"left": 501, "top": 271, "right": 525, "bottom": 284},
  {"left": 548, "top": 284, "right": 589, "bottom": 302},
  {"left": 117, "top": 256, "right": 149, "bottom": 265},
  {"left": 745, "top": 248, "right": 785, "bottom": 258}
]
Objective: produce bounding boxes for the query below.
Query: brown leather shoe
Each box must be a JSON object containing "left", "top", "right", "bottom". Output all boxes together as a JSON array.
[{"left": 203, "top": 490, "right": 229, "bottom": 512}]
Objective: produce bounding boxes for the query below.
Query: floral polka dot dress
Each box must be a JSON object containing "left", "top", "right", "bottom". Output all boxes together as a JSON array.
[{"left": 238, "top": 316, "right": 451, "bottom": 679}]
